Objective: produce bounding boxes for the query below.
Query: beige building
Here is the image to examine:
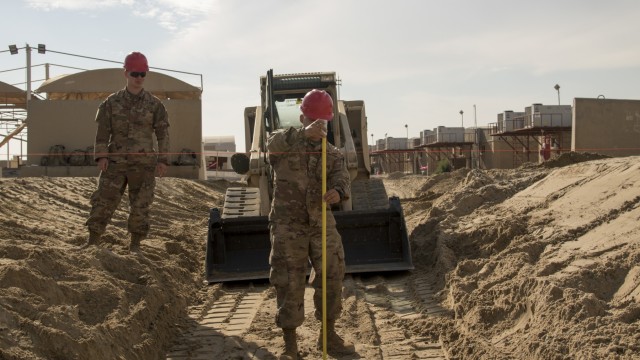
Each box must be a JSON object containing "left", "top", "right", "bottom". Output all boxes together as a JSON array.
[
  {"left": 202, "top": 135, "right": 241, "bottom": 180},
  {"left": 573, "top": 98, "right": 640, "bottom": 157},
  {"left": 486, "top": 104, "right": 573, "bottom": 168},
  {"left": 371, "top": 137, "right": 416, "bottom": 174},
  {"left": 373, "top": 98, "right": 639, "bottom": 174},
  {"left": 19, "top": 68, "right": 204, "bottom": 179},
  {"left": 411, "top": 127, "right": 475, "bottom": 174}
]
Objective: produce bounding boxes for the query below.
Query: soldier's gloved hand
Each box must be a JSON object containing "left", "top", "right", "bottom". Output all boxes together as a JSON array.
[
  {"left": 323, "top": 188, "right": 341, "bottom": 205},
  {"left": 97, "top": 158, "right": 109, "bottom": 172},
  {"left": 304, "top": 120, "right": 327, "bottom": 142},
  {"left": 156, "top": 163, "right": 167, "bottom": 177}
]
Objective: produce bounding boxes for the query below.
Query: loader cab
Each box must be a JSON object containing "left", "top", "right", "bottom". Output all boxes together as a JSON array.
[
  {"left": 262, "top": 71, "right": 339, "bottom": 146},
  {"left": 273, "top": 97, "right": 303, "bottom": 130}
]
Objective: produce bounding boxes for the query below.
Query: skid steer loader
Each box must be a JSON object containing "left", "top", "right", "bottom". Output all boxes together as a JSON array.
[{"left": 205, "top": 70, "right": 413, "bottom": 283}]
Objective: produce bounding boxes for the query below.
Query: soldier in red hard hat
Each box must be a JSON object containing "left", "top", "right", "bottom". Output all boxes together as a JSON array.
[
  {"left": 299, "top": 89, "right": 334, "bottom": 121},
  {"left": 267, "top": 89, "right": 355, "bottom": 359},
  {"left": 82, "top": 51, "right": 170, "bottom": 252},
  {"left": 124, "top": 52, "right": 149, "bottom": 71}
]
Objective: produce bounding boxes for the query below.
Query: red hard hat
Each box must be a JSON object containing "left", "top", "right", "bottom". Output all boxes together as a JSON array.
[
  {"left": 123, "top": 52, "right": 149, "bottom": 72},
  {"left": 300, "top": 89, "right": 334, "bottom": 121}
]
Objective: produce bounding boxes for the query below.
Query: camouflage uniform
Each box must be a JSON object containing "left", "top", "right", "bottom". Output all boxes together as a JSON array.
[
  {"left": 267, "top": 126, "right": 350, "bottom": 329},
  {"left": 86, "top": 88, "right": 170, "bottom": 238}
]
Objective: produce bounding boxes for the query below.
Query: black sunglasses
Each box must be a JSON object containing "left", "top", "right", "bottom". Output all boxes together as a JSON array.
[{"left": 129, "top": 71, "right": 147, "bottom": 78}]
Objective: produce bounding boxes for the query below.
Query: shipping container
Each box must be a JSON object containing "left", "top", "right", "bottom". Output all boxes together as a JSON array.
[
  {"left": 529, "top": 104, "right": 572, "bottom": 127},
  {"left": 436, "top": 126, "right": 465, "bottom": 143}
]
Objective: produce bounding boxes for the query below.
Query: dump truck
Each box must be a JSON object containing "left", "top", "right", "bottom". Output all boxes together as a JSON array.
[{"left": 205, "top": 70, "right": 413, "bottom": 283}]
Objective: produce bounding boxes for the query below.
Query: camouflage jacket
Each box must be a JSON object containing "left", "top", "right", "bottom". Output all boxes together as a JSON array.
[
  {"left": 267, "top": 127, "right": 350, "bottom": 227},
  {"left": 93, "top": 88, "right": 170, "bottom": 166}
]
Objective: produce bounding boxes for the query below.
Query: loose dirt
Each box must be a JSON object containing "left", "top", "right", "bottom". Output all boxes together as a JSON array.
[{"left": 0, "top": 153, "right": 638, "bottom": 359}]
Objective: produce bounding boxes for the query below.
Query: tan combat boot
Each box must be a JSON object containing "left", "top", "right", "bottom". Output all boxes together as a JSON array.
[
  {"left": 317, "top": 320, "right": 355, "bottom": 355},
  {"left": 129, "top": 233, "right": 144, "bottom": 252},
  {"left": 79, "top": 231, "right": 101, "bottom": 249},
  {"left": 279, "top": 328, "right": 298, "bottom": 360}
]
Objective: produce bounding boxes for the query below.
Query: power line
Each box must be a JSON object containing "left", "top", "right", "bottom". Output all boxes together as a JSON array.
[{"left": 45, "top": 48, "right": 203, "bottom": 90}]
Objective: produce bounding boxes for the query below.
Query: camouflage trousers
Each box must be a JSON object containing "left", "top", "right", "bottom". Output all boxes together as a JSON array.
[
  {"left": 269, "top": 221, "right": 346, "bottom": 329},
  {"left": 86, "top": 163, "right": 156, "bottom": 237}
]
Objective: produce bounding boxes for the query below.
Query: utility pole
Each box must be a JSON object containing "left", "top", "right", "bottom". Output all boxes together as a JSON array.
[
  {"left": 474, "top": 104, "right": 479, "bottom": 169},
  {"left": 25, "top": 44, "right": 32, "bottom": 103},
  {"left": 404, "top": 124, "right": 408, "bottom": 173}
]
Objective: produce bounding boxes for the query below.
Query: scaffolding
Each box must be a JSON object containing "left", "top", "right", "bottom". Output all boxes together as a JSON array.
[
  {"left": 489, "top": 106, "right": 572, "bottom": 167},
  {"left": 0, "top": 82, "right": 29, "bottom": 166},
  {"left": 414, "top": 129, "right": 476, "bottom": 172}
]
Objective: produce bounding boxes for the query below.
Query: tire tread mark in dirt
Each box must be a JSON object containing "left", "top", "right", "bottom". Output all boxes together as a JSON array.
[
  {"left": 166, "top": 273, "right": 449, "bottom": 359},
  {"left": 165, "top": 284, "right": 267, "bottom": 359},
  {"left": 359, "top": 274, "right": 449, "bottom": 359}
]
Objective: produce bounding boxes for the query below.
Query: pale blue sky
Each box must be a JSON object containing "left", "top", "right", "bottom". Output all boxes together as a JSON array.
[{"left": 2, "top": 0, "right": 639, "bottom": 153}]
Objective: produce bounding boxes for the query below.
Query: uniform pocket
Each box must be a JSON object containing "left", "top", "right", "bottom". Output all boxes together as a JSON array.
[
  {"left": 269, "top": 223, "right": 290, "bottom": 287},
  {"left": 269, "top": 255, "right": 289, "bottom": 288}
]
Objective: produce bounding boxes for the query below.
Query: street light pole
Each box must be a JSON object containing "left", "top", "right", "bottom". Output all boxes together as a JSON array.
[
  {"left": 554, "top": 84, "right": 560, "bottom": 105},
  {"left": 7, "top": 44, "right": 33, "bottom": 103},
  {"left": 459, "top": 110, "right": 464, "bottom": 128},
  {"left": 6, "top": 43, "right": 38, "bottom": 164}
]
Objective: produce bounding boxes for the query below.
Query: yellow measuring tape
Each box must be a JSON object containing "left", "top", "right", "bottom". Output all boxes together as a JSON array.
[{"left": 321, "top": 136, "right": 328, "bottom": 359}]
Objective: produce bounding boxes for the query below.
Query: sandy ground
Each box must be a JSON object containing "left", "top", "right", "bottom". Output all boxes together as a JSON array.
[{"left": 0, "top": 152, "right": 639, "bottom": 359}]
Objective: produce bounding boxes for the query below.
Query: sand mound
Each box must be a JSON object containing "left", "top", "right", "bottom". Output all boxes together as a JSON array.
[
  {"left": 0, "top": 177, "right": 229, "bottom": 360},
  {"left": 543, "top": 151, "right": 611, "bottom": 168},
  {"left": 399, "top": 155, "right": 640, "bottom": 359}
]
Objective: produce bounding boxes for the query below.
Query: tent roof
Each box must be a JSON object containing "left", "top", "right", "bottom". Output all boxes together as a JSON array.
[
  {"left": 0, "top": 81, "right": 28, "bottom": 107},
  {"left": 34, "top": 68, "right": 201, "bottom": 100}
]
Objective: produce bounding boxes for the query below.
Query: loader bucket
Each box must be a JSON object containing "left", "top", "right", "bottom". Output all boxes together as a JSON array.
[{"left": 205, "top": 196, "right": 413, "bottom": 283}]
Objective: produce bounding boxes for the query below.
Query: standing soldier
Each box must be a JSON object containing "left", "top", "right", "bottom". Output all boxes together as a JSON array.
[
  {"left": 267, "top": 89, "right": 355, "bottom": 359},
  {"left": 81, "top": 51, "right": 170, "bottom": 252}
]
